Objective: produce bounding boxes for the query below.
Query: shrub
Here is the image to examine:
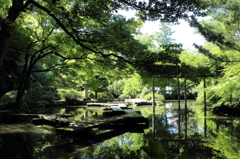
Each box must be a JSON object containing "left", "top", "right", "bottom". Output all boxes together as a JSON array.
[
  {"left": 119, "top": 94, "right": 130, "bottom": 100},
  {"left": 143, "top": 93, "right": 164, "bottom": 105},
  {"left": 57, "top": 89, "right": 83, "bottom": 102},
  {"left": 143, "top": 93, "right": 153, "bottom": 100},
  {"left": 155, "top": 93, "right": 165, "bottom": 102},
  {"left": 140, "top": 87, "right": 150, "bottom": 99},
  {"left": 97, "top": 92, "right": 114, "bottom": 101}
]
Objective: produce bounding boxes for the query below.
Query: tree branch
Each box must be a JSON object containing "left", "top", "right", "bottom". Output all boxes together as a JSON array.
[
  {"left": 33, "top": 63, "right": 68, "bottom": 72},
  {"left": 194, "top": 44, "right": 240, "bottom": 62},
  {"left": 30, "top": 1, "right": 103, "bottom": 54},
  {"left": 53, "top": 52, "right": 90, "bottom": 60}
]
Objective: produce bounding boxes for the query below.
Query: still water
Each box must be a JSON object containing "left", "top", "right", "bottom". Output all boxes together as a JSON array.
[{"left": 1, "top": 100, "right": 240, "bottom": 159}]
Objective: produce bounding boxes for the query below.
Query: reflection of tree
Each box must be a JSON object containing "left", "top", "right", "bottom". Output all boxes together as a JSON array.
[
  {"left": 30, "top": 115, "right": 148, "bottom": 158},
  {"left": 149, "top": 113, "right": 175, "bottom": 140},
  {"left": 146, "top": 102, "right": 217, "bottom": 158},
  {"left": 33, "top": 133, "right": 79, "bottom": 158},
  {"left": 187, "top": 104, "right": 210, "bottom": 136},
  {"left": 76, "top": 132, "right": 146, "bottom": 159},
  {"left": 48, "top": 107, "right": 105, "bottom": 121}
]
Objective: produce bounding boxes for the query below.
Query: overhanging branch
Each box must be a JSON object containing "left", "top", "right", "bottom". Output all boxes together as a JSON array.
[
  {"left": 30, "top": 1, "right": 104, "bottom": 54},
  {"left": 194, "top": 44, "right": 240, "bottom": 62}
]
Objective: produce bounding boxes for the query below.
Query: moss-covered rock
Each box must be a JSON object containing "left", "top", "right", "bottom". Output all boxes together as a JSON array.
[{"left": 0, "top": 90, "right": 17, "bottom": 107}]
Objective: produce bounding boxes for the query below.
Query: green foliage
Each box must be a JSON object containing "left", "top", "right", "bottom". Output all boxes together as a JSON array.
[
  {"left": 133, "top": 20, "right": 186, "bottom": 78},
  {"left": 149, "top": 140, "right": 167, "bottom": 159},
  {"left": 122, "top": 73, "right": 143, "bottom": 98},
  {"left": 84, "top": 78, "right": 104, "bottom": 91},
  {"left": 198, "top": 0, "right": 240, "bottom": 49},
  {"left": 108, "top": 79, "right": 125, "bottom": 97},
  {"left": 179, "top": 50, "right": 211, "bottom": 68},
  {"left": 195, "top": 44, "right": 240, "bottom": 106},
  {"left": 205, "top": 130, "right": 240, "bottom": 159},
  {"left": 18, "top": 82, "right": 57, "bottom": 112},
  {"left": 139, "top": 87, "right": 150, "bottom": 99},
  {"left": 0, "top": 0, "right": 11, "bottom": 19},
  {"left": 144, "top": 93, "right": 164, "bottom": 101},
  {"left": 178, "top": 149, "right": 190, "bottom": 159},
  {"left": 135, "top": 23, "right": 176, "bottom": 51},
  {"left": 84, "top": 76, "right": 109, "bottom": 94},
  {"left": 155, "top": 23, "right": 175, "bottom": 45},
  {"left": 133, "top": 0, "right": 206, "bottom": 22},
  {"left": 190, "top": 0, "right": 240, "bottom": 106},
  {"left": 143, "top": 94, "right": 153, "bottom": 101},
  {"left": 57, "top": 89, "right": 83, "bottom": 101},
  {"left": 139, "top": 87, "right": 164, "bottom": 103},
  {"left": 0, "top": 0, "right": 208, "bottom": 112},
  {"left": 147, "top": 140, "right": 175, "bottom": 159},
  {"left": 118, "top": 94, "right": 130, "bottom": 99},
  {"left": 142, "top": 93, "right": 164, "bottom": 105},
  {"left": 96, "top": 92, "right": 114, "bottom": 101}
]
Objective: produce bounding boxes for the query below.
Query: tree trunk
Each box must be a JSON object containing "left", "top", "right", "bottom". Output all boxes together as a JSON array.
[
  {"left": 0, "top": 23, "right": 11, "bottom": 66},
  {"left": 184, "top": 78, "right": 187, "bottom": 109},
  {"left": 15, "top": 70, "right": 32, "bottom": 109},
  {"left": 152, "top": 77, "right": 155, "bottom": 114},
  {"left": 15, "top": 53, "right": 34, "bottom": 109},
  {"left": 94, "top": 91, "right": 98, "bottom": 99},
  {"left": 0, "top": 0, "right": 24, "bottom": 66},
  {"left": 203, "top": 77, "right": 207, "bottom": 116},
  {"left": 178, "top": 78, "right": 181, "bottom": 138}
]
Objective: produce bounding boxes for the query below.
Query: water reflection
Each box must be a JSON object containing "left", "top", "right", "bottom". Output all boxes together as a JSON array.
[{"left": 1, "top": 101, "right": 240, "bottom": 158}]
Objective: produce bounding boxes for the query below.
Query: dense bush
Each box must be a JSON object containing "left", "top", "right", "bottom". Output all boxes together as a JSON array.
[
  {"left": 57, "top": 89, "right": 83, "bottom": 101},
  {"left": 95, "top": 92, "right": 114, "bottom": 101},
  {"left": 139, "top": 87, "right": 150, "bottom": 99},
  {"left": 119, "top": 94, "right": 130, "bottom": 100},
  {"left": 143, "top": 93, "right": 164, "bottom": 105},
  {"left": 107, "top": 80, "right": 125, "bottom": 97}
]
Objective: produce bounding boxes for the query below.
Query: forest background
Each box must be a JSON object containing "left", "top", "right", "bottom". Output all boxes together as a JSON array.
[{"left": 0, "top": 0, "right": 240, "bottom": 113}]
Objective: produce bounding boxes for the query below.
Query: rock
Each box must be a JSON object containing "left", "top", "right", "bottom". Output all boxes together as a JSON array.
[{"left": 0, "top": 90, "right": 17, "bottom": 106}]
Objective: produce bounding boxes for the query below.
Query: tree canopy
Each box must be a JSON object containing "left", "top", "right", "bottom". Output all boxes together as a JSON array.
[{"left": 0, "top": 0, "right": 207, "bottom": 65}]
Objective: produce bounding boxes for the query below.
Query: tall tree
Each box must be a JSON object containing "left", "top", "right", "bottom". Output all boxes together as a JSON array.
[
  {"left": 3, "top": 9, "right": 145, "bottom": 108},
  {"left": 154, "top": 23, "right": 175, "bottom": 45},
  {"left": 135, "top": 23, "right": 176, "bottom": 51}
]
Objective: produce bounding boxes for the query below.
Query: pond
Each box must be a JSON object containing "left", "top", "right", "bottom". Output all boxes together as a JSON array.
[{"left": 0, "top": 100, "right": 240, "bottom": 159}]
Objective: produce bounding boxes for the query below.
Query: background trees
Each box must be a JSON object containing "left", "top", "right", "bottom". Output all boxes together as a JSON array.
[
  {"left": 189, "top": 0, "right": 240, "bottom": 106},
  {"left": 0, "top": 0, "right": 212, "bottom": 111},
  {"left": 0, "top": 1, "right": 147, "bottom": 110}
]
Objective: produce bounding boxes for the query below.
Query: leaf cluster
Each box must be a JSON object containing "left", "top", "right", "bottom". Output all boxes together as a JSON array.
[{"left": 120, "top": 0, "right": 206, "bottom": 23}]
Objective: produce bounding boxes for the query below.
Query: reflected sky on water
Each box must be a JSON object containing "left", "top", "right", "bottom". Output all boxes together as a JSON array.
[{"left": 1, "top": 100, "right": 240, "bottom": 159}]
